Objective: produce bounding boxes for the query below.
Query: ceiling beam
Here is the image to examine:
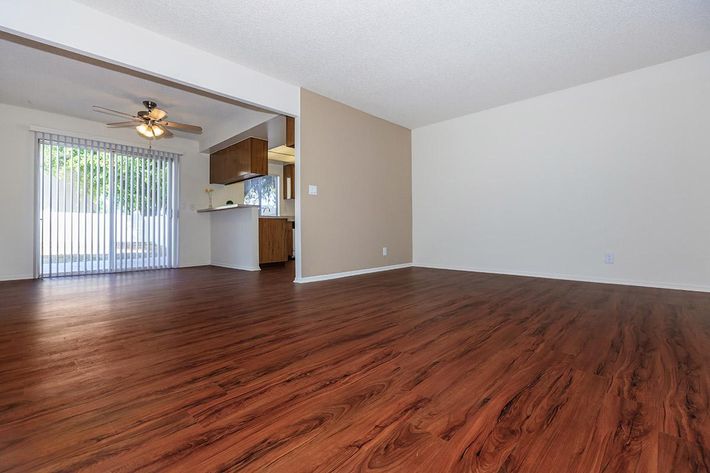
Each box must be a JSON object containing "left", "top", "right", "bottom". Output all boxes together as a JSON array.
[{"left": 0, "top": 0, "right": 300, "bottom": 117}]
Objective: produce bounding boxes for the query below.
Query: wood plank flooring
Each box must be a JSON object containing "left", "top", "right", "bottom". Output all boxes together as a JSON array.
[{"left": 0, "top": 264, "right": 708, "bottom": 472}]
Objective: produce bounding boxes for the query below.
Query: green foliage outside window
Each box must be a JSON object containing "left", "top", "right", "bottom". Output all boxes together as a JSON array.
[{"left": 41, "top": 143, "right": 169, "bottom": 215}]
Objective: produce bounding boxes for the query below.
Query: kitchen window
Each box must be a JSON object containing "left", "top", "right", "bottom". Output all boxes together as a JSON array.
[{"left": 244, "top": 175, "right": 279, "bottom": 216}]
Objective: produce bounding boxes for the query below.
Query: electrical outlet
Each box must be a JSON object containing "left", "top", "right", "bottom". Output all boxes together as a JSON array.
[
  {"left": 604, "top": 252, "right": 615, "bottom": 264},
  {"left": 382, "top": 247, "right": 388, "bottom": 256}
]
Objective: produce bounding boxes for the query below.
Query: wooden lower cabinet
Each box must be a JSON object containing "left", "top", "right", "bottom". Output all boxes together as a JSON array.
[
  {"left": 287, "top": 225, "right": 294, "bottom": 259},
  {"left": 259, "top": 218, "right": 290, "bottom": 264}
]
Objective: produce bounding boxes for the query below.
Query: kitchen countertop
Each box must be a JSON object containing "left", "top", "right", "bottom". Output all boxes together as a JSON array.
[
  {"left": 259, "top": 215, "right": 295, "bottom": 222},
  {"left": 196, "top": 204, "right": 259, "bottom": 213},
  {"left": 199, "top": 205, "right": 294, "bottom": 222}
]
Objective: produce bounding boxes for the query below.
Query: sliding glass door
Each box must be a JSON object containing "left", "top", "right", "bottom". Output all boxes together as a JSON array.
[{"left": 36, "top": 132, "right": 179, "bottom": 277}]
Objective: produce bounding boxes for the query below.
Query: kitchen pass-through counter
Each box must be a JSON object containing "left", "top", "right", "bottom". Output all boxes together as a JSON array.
[{"left": 199, "top": 205, "right": 293, "bottom": 270}]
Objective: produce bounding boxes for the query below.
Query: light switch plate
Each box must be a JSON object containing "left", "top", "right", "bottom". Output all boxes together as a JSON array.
[{"left": 308, "top": 184, "right": 318, "bottom": 196}]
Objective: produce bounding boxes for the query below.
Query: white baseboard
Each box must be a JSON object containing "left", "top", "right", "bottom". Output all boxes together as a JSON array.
[
  {"left": 210, "top": 262, "right": 261, "bottom": 272},
  {"left": 414, "top": 262, "right": 710, "bottom": 294},
  {"left": 0, "top": 273, "right": 34, "bottom": 282},
  {"left": 294, "top": 262, "right": 412, "bottom": 284}
]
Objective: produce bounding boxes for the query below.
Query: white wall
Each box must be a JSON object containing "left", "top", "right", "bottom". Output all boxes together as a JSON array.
[
  {"left": 210, "top": 207, "right": 260, "bottom": 271},
  {"left": 413, "top": 51, "right": 710, "bottom": 292},
  {"left": 0, "top": 103, "right": 211, "bottom": 280}
]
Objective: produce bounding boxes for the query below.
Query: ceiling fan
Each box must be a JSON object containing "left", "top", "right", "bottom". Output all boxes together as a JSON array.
[{"left": 92, "top": 100, "right": 203, "bottom": 140}]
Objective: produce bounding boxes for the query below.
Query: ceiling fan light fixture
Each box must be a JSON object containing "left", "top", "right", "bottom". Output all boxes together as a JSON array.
[
  {"left": 96, "top": 101, "right": 201, "bottom": 139},
  {"left": 136, "top": 123, "right": 151, "bottom": 137},
  {"left": 136, "top": 123, "right": 164, "bottom": 139}
]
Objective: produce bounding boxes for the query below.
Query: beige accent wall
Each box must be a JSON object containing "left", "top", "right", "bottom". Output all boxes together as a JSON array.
[{"left": 300, "top": 89, "right": 412, "bottom": 277}]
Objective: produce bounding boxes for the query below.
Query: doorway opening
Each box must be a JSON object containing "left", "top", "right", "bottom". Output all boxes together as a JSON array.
[{"left": 36, "top": 132, "right": 179, "bottom": 277}]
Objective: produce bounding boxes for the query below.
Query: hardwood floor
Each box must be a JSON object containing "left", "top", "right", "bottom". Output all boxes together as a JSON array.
[{"left": 0, "top": 264, "right": 708, "bottom": 472}]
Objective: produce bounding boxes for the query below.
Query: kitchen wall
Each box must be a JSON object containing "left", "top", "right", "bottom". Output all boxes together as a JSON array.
[
  {"left": 211, "top": 162, "right": 294, "bottom": 215},
  {"left": 211, "top": 180, "right": 245, "bottom": 208},
  {"left": 0, "top": 103, "right": 211, "bottom": 280},
  {"left": 412, "top": 51, "right": 710, "bottom": 291},
  {"left": 299, "top": 89, "right": 412, "bottom": 279}
]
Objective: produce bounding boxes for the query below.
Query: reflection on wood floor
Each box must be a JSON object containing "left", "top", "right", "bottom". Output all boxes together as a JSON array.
[{"left": 0, "top": 263, "right": 708, "bottom": 472}]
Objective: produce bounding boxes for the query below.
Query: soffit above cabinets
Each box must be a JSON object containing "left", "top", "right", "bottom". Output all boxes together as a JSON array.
[{"left": 268, "top": 145, "right": 295, "bottom": 164}]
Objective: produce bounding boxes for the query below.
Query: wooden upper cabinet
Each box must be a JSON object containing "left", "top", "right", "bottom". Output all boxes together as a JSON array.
[
  {"left": 210, "top": 137, "right": 268, "bottom": 185},
  {"left": 283, "top": 164, "right": 294, "bottom": 200},
  {"left": 285, "top": 116, "right": 295, "bottom": 148}
]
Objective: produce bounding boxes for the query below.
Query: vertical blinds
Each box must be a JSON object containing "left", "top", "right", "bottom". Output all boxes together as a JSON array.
[{"left": 36, "top": 132, "right": 180, "bottom": 277}]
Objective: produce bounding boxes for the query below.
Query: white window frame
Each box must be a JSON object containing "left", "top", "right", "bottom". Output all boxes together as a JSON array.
[{"left": 244, "top": 174, "right": 280, "bottom": 216}]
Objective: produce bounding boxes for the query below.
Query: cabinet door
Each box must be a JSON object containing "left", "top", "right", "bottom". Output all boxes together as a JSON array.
[
  {"left": 209, "top": 149, "right": 225, "bottom": 184},
  {"left": 259, "top": 218, "right": 289, "bottom": 264},
  {"left": 209, "top": 138, "right": 268, "bottom": 184},
  {"left": 223, "top": 139, "right": 251, "bottom": 182},
  {"left": 285, "top": 116, "right": 295, "bottom": 148},
  {"left": 250, "top": 138, "right": 268, "bottom": 176}
]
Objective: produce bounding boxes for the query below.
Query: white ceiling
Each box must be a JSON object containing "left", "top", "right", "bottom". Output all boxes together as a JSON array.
[
  {"left": 0, "top": 38, "right": 275, "bottom": 150},
  {"left": 74, "top": 0, "right": 710, "bottom": 129}
]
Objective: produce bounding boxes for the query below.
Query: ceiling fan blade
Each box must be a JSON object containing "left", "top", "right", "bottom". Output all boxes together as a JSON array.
[
  {"left": 162, "top": 121, "right": 202, "bottom": 134},
  {"left": 106, "top": 121, "right": 140, "bottom": 128},
  {"left": 92, "top": 105, "right": 137, "bottom": 119},
  {"left": 157, "top": 125, "right": 173, "bottom": 138},
  {"left": 148, "top": 108, "right": 167, "bottom": 120}
]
